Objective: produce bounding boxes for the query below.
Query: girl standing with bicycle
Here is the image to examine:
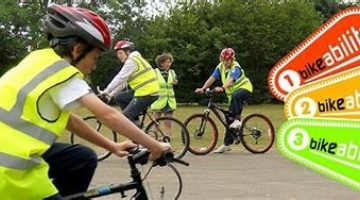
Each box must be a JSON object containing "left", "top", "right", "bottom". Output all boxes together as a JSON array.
[{"left": 195, "top": 48, "right": 253, "bottom": 153}]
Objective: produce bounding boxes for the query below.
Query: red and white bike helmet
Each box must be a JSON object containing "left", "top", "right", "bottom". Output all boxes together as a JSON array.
[
  {"left": 114, "top": 40, "right": 135, "bottom": 51},
  {"left": 42, "top": 4, "right": 112, "bottom": 51},
  {"left": 220, "top": 48, "right": 235, "bottom": 60}
]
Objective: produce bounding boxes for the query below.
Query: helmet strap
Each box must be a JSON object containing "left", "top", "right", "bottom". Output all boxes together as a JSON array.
[
  {"left": 50, "top": 36, "right": 77, "bottom": 62},
  {"left": 71, "top": 44, "right": 93, "bottom": 66},
  {"left": 50, "top": 36, "right": 94, "bottom": 66}
]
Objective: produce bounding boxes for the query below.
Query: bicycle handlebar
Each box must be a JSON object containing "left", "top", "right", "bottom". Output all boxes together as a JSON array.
[
  {"left": 64, "top": 147, "right": 188, "bottom": 199},
  {"left": 128, "top": 147, "right": 190, "bottom": 167},
  {"left": 204, "top": 88, "right": 216, "bottom": 96}
]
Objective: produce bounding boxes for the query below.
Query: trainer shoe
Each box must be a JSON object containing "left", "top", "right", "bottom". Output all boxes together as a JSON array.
[
  {"left": 214, "top": 145, "right": 231, "bottom": 153},
  {"left": 229, "top": 119, "right": 241, "bottom": 129}
]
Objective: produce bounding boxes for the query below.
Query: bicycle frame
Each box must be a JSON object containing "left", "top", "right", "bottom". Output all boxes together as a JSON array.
[
  {"left": 64, "top": 150, "right": 150, "bottom": 200},
  {"left": 64, "top": 148, "right": 189, "bottom": 200},
  {"left": 185, "top": 88, "right": 275, "bottom": 155},
  {"left": 201, "top": 95, "right": 234, "bottom": 130},
  {"left": 138, "top": 109, "right": 157, "bottom": 130}
]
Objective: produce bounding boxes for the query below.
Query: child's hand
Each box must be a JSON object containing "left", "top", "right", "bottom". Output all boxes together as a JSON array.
[{"left": 112, "top": 140, "right": 138, "bottom": 157}]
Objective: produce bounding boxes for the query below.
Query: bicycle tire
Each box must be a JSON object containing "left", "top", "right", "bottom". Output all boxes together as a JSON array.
[
  {"left": 70, "top": 115, "right": 117, "bottom": 161},
  {"left": 142, "top": 163, "right": 183, "bottom": 200},
  {"left": 144, "top": 117, "right": 189, "bottom": 159},
  {"left": 183, "top": 114, "right": 218, "bottom": 155},
  {"left": 240, "top": 113, "right": 275, "bottom": 153}
]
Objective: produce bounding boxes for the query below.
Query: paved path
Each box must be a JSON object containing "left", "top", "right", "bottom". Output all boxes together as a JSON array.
[{"left": 90, "top": 147, "right": 360, "bottom": 200}]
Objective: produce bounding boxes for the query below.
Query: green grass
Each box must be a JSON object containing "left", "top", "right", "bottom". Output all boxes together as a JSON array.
[
  {"left": 61, "top": 103, "right": 286, "bottom": 137},
  {"left": 173, "top": 103, "right": 286, "bottom": 132},
  {"left": 175, "top": 104, "right": 286, "bottom": 151},
  {"left": 60, "top": 103, "right": 286, "bottom": 153}
]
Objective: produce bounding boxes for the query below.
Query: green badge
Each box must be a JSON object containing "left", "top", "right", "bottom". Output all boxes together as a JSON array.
[{"left": 278, "top": 117, "right": 360, "bottom": 191}]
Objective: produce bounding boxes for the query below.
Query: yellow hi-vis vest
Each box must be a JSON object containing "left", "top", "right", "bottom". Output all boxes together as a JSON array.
[
  {"left": 219, "top": 61, "right": 253, "bottom": 103},
  {"left": 151, "top": 68, "right": 177, "bottom": 110},
  {"left": 128, "top": 55, "right": 160, "bottom": 97},
  {"left": 0, "top": 48, "right": 83, "bottom": 199}
]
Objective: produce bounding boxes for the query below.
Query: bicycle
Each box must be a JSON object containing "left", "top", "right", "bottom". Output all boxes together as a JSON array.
[
  {"left": 64, "top": 147, "right": 189, "bottom": 200},
  {"left": 183, "top": 88, "right": 275, "bottom": 155},
  {"left": 70, "top": 93, "right": 190, "bottom": 161}
]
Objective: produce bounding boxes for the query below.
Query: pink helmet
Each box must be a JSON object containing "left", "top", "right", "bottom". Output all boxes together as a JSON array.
[
  {"left": 114, "top": 40, "right": 135, "bottom": 51},
  {"left": 220, "top": 48, "right": 235, "bottom": 60},
  {"left": 42, "top": 5, "right": 112, "bottom": 51}
]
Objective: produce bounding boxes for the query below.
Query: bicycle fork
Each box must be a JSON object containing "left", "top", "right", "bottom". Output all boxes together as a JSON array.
[{"left": 196, "top": 110, "right": 210, "bottom": 138}]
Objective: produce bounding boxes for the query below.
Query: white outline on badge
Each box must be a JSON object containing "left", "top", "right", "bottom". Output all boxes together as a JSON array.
[
  {"left": 268, "top": 7, "right": 360, "bottom": 101},
  {"left": 277, "top": 117, "right": 360, "bottom": 191},
  {"left": 284, "top": 66, "right": 360, "bottom": 119}
]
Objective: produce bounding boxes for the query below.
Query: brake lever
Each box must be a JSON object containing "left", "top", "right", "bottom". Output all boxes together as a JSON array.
[
  {"left": 153, "top": 151, "right": 190, "bottom": 167},
  {"left": 173, "top": 158, "right": 190, "bottom": 166},
  {"left": 205, "top": 88, "right": 215, "bottom": 96}
]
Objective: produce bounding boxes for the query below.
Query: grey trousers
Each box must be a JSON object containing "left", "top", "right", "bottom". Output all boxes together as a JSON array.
[{"left": 114, "top": 89, "right": 158, "bottom": 126}]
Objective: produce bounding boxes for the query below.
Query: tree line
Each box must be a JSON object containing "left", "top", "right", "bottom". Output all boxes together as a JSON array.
[{"left": 0, "top": 0, "right": 356, "bottom": 104}]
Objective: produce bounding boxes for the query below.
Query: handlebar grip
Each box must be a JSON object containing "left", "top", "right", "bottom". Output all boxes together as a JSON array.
[
  {"left": 128, "top": 147, "right": 189, "bottom": 167},
  {"left": 154, "top": 151, "right": 174, "bottom": 166},
  {"left": 128, "top": 148, "right": 150, "bottom": 165}
]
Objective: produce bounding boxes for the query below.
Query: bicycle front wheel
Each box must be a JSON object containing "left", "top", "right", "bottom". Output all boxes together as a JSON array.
[
  {"left": 144, "top": 117, "right": 190, "bottom": 159},
  {"left": 70, "top": 116, "right": 117, "bottom": 161},
  {"left": 183, "top": 114, "right": 218, "bottom": 155},
  {"left": 240, "top": 113, "right": 275, "bottom": 153},
  {"left": 142, "top": 163, "right": 183, "bottom": 200}
]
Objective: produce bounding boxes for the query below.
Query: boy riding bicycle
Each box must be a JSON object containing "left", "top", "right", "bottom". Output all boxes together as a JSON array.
[
  {"left": 0, "top": 5, "right": 170, "bottom": 199},
  {"left": 195, "top": 48, "right": 253, "bottom": 153}
]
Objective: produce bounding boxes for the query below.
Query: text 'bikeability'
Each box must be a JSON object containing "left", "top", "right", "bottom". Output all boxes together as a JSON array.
[{"left": 299, "top": 26, "right": 360, "bottom": 82}]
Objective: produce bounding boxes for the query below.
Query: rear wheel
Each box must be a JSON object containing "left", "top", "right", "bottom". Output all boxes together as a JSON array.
[
  {"left": 70, "top": 116, "right": 117, "bottom": 161},
  {"left": 183, "top": 114, "right": 218, "bottom": 155},
  {"left": 144, "top": 117, "right": 189, "bottom": 159},
  {"left": 240, "top": 113, "right": 275, "bottom": 153}
]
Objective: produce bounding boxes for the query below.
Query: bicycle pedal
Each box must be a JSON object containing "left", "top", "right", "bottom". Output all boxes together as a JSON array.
[{"left": 234, "top": 136, "right": 241, "bottom": 145}]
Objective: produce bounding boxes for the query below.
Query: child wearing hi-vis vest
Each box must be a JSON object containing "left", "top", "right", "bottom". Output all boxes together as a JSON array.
[{"left": 151, "top": 53, "right": 178, "bottom": 136}]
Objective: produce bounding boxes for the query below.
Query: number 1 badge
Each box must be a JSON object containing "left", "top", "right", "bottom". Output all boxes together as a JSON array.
[{"left": 268, "top": 7, "right": 360, "bottom": 101}]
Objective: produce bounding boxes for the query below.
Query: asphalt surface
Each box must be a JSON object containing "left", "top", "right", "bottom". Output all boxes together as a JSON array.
[{"left": 89, "top": 146, "right": 360, "bottom": 200}]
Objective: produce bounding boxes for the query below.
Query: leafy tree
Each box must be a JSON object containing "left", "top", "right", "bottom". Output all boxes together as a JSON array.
[
  {"left": 141, "top": 0, "right": 323, "bottom": 103},
  {"left": 86, "top": 0, "right": 153, "bottom": 89},
  {"left": 0, "top": 0, "right": 336, "bottom": 104},
  {"left": 0, "top": 0, "right": 45, "bottom": 74},
  {"left": 309, "top": 0, "right": 355, "bottom": 20}
]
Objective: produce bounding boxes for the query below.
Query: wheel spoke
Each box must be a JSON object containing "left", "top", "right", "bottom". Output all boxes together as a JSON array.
[
  {"left": 145, "top": 117, "right": 189, "bottom": 159},
  {"left": 70, "top": 116, "right": 117, "bottom": 161},
  {"left": 240, "top": 114, "right": 275, "bottom": 153},
  {"left": 184, "top": 114, "right": 218, "bottom": 155}
]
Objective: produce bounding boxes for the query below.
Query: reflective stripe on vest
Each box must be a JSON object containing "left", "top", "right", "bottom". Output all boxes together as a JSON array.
[
  {"left": 0, "top": 152, "right": 41, "bottom": 170},
  {"left": 151, "top": 68, "right": 176, "bottom": 110},
  {"left": 0, "top": 60, "right": 69, "bottom": 170},
  {"left": 128, "top": 55, "right": 159, "bottom": 96},
  {"left": 219, "top": 62, "right": 252, "bottom": 102}
]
